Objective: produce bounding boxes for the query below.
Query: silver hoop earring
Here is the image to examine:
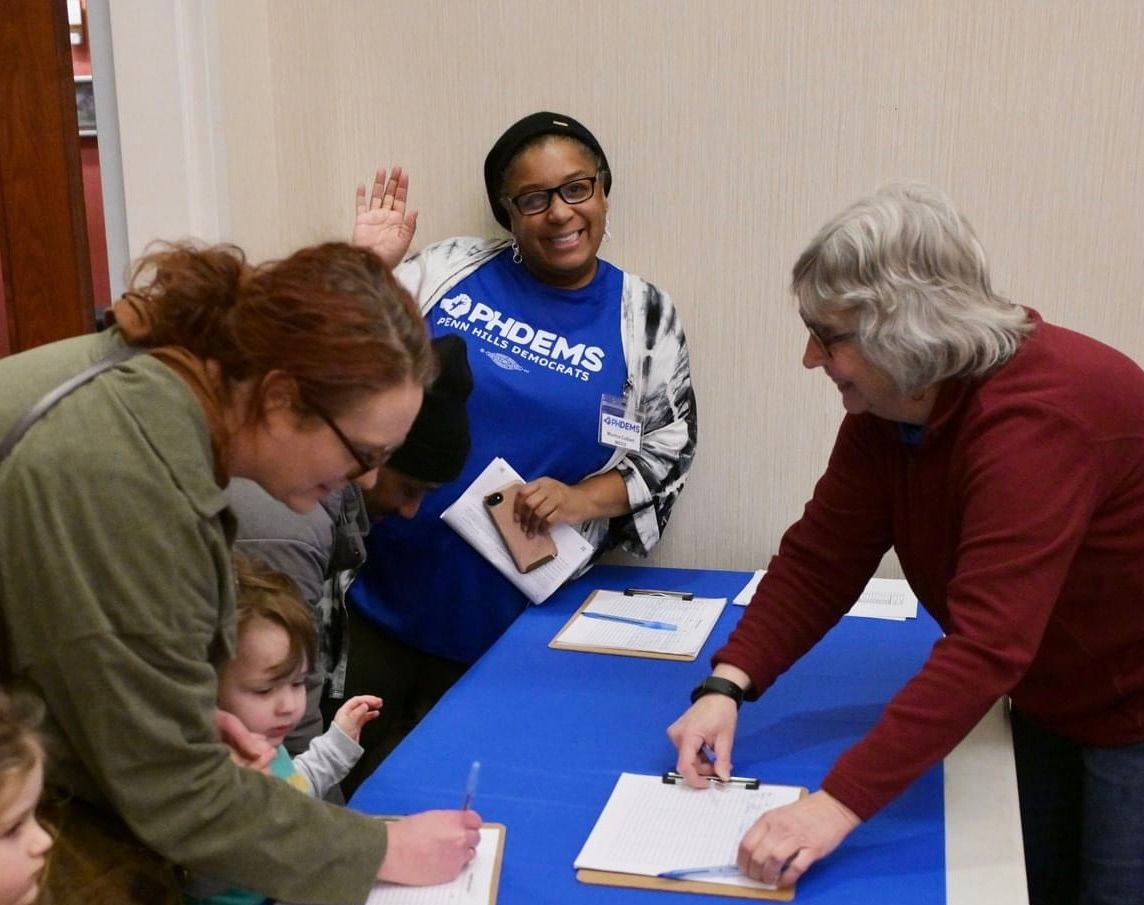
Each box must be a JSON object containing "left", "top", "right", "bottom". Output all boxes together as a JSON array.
[
  {"left": 511, "top": 240, "right": 522, "bottom": 264},
  {"left": 603, "top": 215, "right": 612, "bottom": 243}
]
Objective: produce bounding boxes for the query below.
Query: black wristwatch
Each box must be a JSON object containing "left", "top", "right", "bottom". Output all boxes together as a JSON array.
[{"left": 689, "top": 676, "right": 744, "bottom": 710}]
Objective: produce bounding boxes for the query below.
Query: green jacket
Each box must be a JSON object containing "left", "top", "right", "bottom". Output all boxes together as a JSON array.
[{"left": 0, "top": 331, "right": 387, "bottom": 904}]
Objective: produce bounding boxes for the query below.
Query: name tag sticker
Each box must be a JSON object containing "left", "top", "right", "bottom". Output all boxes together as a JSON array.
[{"left": 599, "top": 394, "right": 642, "bottom": 452}]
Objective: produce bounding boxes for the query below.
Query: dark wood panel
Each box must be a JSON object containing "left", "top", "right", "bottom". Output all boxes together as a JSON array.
[{"left": 0, "top": 0, "right": 95, "bottom": 355}]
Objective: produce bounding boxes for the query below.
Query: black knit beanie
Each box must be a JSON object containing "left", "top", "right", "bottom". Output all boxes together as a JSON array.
[
  {"left": 483, "top": 111, "right": 612, "bottom": 231},
  {"left": 387, "top": 335, "right": 473, "bottom": 483}
]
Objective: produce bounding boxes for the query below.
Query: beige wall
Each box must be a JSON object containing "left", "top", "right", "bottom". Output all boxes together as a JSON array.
[{"left": 199, "top": 1, "right": 1144, "bottom": 573}]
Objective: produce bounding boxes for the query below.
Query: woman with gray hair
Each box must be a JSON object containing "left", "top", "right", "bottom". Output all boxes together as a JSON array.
[{"left": 668, "top": 182, "right": 1144, "bottom": 905}]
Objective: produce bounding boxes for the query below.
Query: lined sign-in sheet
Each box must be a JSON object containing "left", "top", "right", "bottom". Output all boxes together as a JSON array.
[
  {"left": 367, "top": 825, "right": 505, "bottom": 905},
  {"left": 574, "top": 773, "right": 802, "bottom": 890},
  {"left": 551, "top": 590, "right": 726, "bottom": 658}
]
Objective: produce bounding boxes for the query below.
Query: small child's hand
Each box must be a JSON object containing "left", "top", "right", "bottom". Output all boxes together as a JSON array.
[{"left": 334, "top": 695, "right": 383, "bottom": 743}]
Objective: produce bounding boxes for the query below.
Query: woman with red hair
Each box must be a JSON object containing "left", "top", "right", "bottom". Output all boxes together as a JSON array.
[{"left": 0, "top": 241, "right": 480, "bottom": 903}]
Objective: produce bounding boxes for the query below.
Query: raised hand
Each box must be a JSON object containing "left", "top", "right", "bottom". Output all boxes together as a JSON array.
[
  {"left": 352, "top": 166, "right": 419, "bottom": 268},
  {"left": 332, "top": 694, "right": 383, "bottom": 743}
]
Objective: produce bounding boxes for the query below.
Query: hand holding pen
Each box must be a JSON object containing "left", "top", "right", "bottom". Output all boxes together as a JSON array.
[
  {"left": 373, "top": 760, "right": 484, "bottom": 885},
  {"left": 665, "top": 694, "right": 740, "bottom": 789},
  {"left": 375, "top": 806, "right": 483, "bottom": 886}
]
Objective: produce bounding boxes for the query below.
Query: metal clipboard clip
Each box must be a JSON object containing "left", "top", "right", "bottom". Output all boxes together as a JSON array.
[
  {"left": 623, "top": 587, "right": 695, "bottom": 600},
  {"left": 661, "top": 770, "right": 760, "bottom": 790}
]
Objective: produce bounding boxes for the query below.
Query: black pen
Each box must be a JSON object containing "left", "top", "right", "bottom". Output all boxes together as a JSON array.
[{"left": 623, "top": 587, "right": 694, "bottom": 600}]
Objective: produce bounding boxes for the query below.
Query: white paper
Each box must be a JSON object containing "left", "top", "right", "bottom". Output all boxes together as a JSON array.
[
  {"left": 555, "top": 590, "right": 726, "bottom": 657},
  {"left": 732, "top": 571, "right": 918, "bottom": 620},
  {"left": 440, "top": 457, "right": 595, "bottom": 604},
  {"left": 732, "top": 569, "right": 765, "bottom": 605},
  {"left": 845, "top": 577, "right": 918, "bottom": 620},
  {"left": 575, "top": 773, "right": 801, "bottom": 889},
  {"left": 365, "top": 826, "right": 502, "bottom": 905}
]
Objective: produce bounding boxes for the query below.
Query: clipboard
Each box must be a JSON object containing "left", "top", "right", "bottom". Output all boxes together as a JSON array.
[
  {"left": 549, "top": 590, "right": 726, "bottom": 661},
  {"left": 366, "top": 822, "right": 506, "bottom": 904},
  {"left": 574, "top": 773, "right": 807, "bottom": 901},
  {"left": 576, "top": 865, "right": 797, "bottom": 901}
]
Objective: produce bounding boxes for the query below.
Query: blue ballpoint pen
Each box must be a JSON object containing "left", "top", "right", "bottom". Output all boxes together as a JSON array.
[
  {"left": 461, "top": 760, "right": 480, "bottom": 810},
  {"left": 581, "top": 611, "right": 677, "bottom": 631},
  {"left": 657, "top": 864, "right": 741, "bottom": 880}
]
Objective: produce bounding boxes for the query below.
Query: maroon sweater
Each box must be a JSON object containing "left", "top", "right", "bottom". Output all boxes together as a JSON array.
[{"left": 717, "top": 311, "right": 1144, "bottom": 820}]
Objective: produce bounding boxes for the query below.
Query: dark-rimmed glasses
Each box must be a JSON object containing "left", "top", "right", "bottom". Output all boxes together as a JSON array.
[
  {"left": 307, "top": 400, "right": 390, "bottom": 480},
  {"left": 506, "top": 175, "right": 599, "bottom": 217},
  {"left": 802, "top": 317, "right": 856, "bottom": 359}
]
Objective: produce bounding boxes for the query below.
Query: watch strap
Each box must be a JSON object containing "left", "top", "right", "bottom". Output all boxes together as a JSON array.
[{"left": 690, "top": 676, "right": 744, "bottom": 709}]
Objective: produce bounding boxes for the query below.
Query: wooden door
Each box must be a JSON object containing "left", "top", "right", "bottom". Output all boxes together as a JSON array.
[{"left": 0, "top": 0, "right": 95, "bottom": 356}]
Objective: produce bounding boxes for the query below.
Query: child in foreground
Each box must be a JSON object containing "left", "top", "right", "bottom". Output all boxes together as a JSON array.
[
  {"left": 0, "top": 689, "right": 53, "bottom": 905},
  {"left": 186, "top": 557, "right": 382, "bottom": 905}
]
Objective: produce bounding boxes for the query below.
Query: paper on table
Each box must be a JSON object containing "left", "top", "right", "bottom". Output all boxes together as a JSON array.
[
  {"left": 845, "top": 577, "right": 918, "bottom": 620},
  {"left": 732, "top": 571, "right": 918, "bottom": 620},
  {"left": 575, "top": 773, "right": 801, "bottom": 889},
  {"left": 556, "top": 590, "right": 726, "bottom": 657},
  {"left": 366, "top": 826, "right": 503, "bottom": 904},
  {"left": 441, "top": 457, "right": 594, "bottom": 604},
  {"left": 732, "top": 569, "right": 765, "bottom": 605}
]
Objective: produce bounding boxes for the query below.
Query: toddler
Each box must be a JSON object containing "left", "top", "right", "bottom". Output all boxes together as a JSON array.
[
  {"left": 0, "top": 689, "right": 53, "bottom": 905},
  {"left": 187, "top": 557, "right": 381, "bottom": 904}
]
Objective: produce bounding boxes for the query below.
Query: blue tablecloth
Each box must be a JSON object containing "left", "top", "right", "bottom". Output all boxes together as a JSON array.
[{"left": 352, "top": 565, "right": 946, "bottom": 903}]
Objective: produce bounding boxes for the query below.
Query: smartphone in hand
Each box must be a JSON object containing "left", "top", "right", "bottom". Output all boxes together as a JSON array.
[{"left": 483, "top": 482, "right": 557, "bottom": 573}]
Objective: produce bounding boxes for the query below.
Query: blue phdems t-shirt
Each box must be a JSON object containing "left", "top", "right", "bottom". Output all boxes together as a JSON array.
[{"left": 351, "top": 249, "right": 627, "bottom": 662}]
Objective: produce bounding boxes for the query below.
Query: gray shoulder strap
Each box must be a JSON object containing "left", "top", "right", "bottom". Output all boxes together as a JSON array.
[{"left": 0, "top": 345, "right": 140, "bottom": 464}]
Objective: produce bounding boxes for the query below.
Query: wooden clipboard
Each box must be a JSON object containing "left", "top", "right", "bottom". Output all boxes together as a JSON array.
[
  {"left": 481, "top": 822, "right": 507, "bottom": 905},
  {"left": 576, "top": 867, "right": 796, "bottom": 901},
  {"left": 575, "top": 781, "right": 807, "bottom": 901},
  {"left": 548, "top": 590, "right": 716, "bottom": 662}
]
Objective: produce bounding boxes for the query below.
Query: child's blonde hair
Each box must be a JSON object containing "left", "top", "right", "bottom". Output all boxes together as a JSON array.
[
  {"left": 232, "top": 556, "right": 316, "bottom": 681},
  {"left": 0, "top": 688, "right": 45, "bottom": 812}
]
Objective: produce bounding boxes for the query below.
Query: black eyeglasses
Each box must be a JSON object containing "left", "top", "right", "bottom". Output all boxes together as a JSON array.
[
  {"left": 307, "top": 400, "right": 390, "bottom": 480},
  {"left": 506, "top": 175, "right": 599, "bottom": 217},
  {"left": 802, "top": 317, "right": 856, "bottom": 359}
]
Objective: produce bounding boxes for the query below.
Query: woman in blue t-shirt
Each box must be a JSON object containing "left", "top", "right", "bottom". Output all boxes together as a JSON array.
[{"left": 339, "top": 112, "right": 698, "bottom": 791}]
